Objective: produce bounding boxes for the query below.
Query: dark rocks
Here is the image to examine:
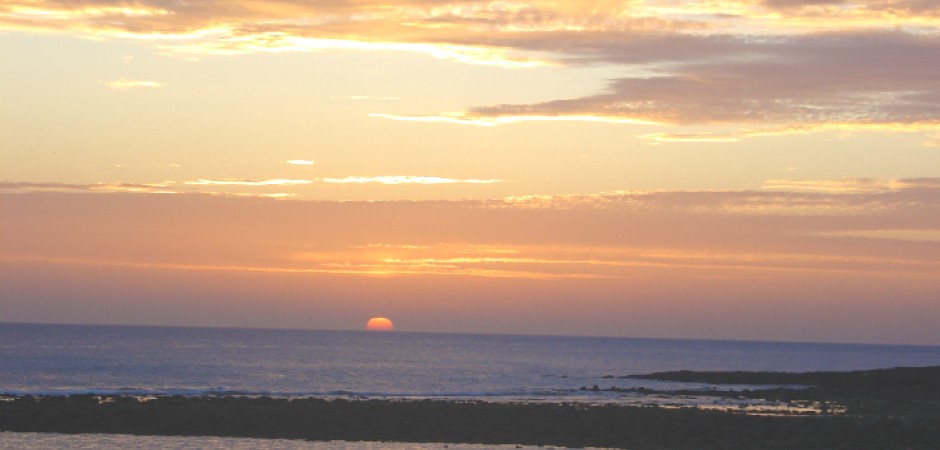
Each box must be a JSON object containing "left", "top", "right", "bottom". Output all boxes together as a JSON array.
[{"left": 2, "top": 366, "right": 940, "bottom": 449}]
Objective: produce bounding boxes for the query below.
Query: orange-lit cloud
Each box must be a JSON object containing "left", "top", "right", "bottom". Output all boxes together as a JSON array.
[
  {"left": 4, "top": 177, "right": 939, "bottom": 278},
  {"left": 761, "top": 178, "right": 915, "bottom": 194},
  {"left": 323, "top": 176, "right": 502, "bottom": 185},
  {"left": 4, "top": 1, "right": 939, "bottom": 139},
  {"left": 5, "top": 2, "right": 940, "bottom": 343},
  {"left": 4, "top": 178, "right": 940, "bottom": 342},
  {"left": 0, "top": 181, "right": 302, "bottom": 199},
  {"left": 185, "top": 179, "right": 313, "bottom": 186},
  {"left": 0, "top": 181, "right": 177, "bottom": 194},
  {"left": 291, "top": 242, "right": 939, "bottom": 280},
  {"left": 489, "top": 178, "right": 940, "bottom": 216},
  {"left": 925, "top": 132, "right": 940, "bottom": 147},
  {"left": 814, "top": 229, "right": 940, "bottom": 242},
  {"left": 645, "top": 122, "right": 940, "bottom": 144},
  {"left": 369, "top": 113, "right": 662, "bottom": 127},
  {"left": 103, "top": 79, "right": 166, "bottom": 90},
  {"left": 344, "top": 96, "right": 401, "bottom": 101}
]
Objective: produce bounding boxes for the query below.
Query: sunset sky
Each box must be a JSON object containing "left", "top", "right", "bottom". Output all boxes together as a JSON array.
[{"left": 1, "top": 1, "right": 939, "bottom": 345}]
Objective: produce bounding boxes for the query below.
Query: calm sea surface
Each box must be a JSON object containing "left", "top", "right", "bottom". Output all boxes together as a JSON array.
[{"left": 3, "top": 322, "right": 940, "bottom": 401}]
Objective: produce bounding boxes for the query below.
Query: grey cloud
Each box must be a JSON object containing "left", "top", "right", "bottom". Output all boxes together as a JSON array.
[
  {"left": 490, "top": 178, "right": 940, "bottom": 227},
  {"left": 465, "top": 32, "right": 940, "bottom": 126},
  {"left": 5, "top": 1, "right": 940, "bottom": 130},
  {"left": 760, "top": 0, "right": 848, "bottom": 9},
  {"left": 759, "top": 0, "right": 940, "bottom": 14}
]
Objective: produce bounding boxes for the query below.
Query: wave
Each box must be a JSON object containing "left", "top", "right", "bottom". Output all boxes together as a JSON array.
[
  {"left": 0, "top": 380, "right": 800, "bottom": 399},
  {"left": 0, "top": 386, "right": 592, "bottom": 400}
]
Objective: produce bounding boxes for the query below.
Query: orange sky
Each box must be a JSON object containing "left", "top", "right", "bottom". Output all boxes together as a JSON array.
[
  {"left": 2, "top": 187, "right": 939, "bottom": 344},
  {"left": 1, "top": 1, "right": 939, "bottom": 344}
]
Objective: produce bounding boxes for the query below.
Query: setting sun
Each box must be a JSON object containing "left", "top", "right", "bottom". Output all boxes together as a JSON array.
[{"left": 366, "top": 317, "right": 394, "bottom": 332}]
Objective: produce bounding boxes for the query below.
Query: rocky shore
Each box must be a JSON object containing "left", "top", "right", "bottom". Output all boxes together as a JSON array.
[{"left": 2, "top": 366, "right": 939, "bottom": 449}]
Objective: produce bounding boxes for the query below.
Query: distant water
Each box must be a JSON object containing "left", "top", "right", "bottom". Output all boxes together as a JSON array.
[{"left": 3, "top": 322, "right": 940, "bottom": 402}]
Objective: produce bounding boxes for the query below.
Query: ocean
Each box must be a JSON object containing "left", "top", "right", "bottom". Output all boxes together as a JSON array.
[
  {"left": 3, "top": 322, "right": 940, "bottom": 401},
  {"left": 5, "top": 322, "right": 940, "bottom": 448}
]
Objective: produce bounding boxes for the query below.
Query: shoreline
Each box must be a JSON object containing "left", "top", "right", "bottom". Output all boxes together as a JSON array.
[{"left": 2, "top": 366, "right": 940, "bottom": 449}]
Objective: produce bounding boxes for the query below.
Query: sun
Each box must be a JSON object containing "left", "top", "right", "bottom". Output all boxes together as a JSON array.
[{"left": 366, "top": 317, "right": 394, "bottom": 331}]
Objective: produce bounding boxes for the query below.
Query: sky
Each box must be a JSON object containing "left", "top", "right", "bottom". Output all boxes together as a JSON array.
[{"left": 1, "top": 1, "right": 939, "bottom": 345}]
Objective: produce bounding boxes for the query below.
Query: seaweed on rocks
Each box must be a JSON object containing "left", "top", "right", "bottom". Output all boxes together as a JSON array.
[{"left": 3, "top": 366, "right": 940, "bottom": 449}]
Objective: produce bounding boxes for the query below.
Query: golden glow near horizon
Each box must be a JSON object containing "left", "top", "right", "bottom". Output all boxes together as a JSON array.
[
  {"left": 2, "top": 188, "right": 940, "bottom": 343},
  {"left": 2, "top": 1, "right": 939, "bottom": 343}
]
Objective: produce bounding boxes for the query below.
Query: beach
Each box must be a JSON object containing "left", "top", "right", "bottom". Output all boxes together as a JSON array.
[{"left": 3, "top": 366, "right": 939, "bottom": 449}]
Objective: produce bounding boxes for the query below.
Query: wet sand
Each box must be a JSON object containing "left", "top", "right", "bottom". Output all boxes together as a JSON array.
[
  {"left": 0, "top": 432, "right": 565, "bottom": 450},
  {"left": 2, "top": 366, "right": 939, "bottom": 449}
]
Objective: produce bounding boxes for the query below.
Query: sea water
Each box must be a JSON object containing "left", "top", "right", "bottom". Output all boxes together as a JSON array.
[
  {"left": 3, "top": 322, "right": 940, "bottom": 401},
  {"left": 5, "top": 323, "right": 940, "bottom": 448}
]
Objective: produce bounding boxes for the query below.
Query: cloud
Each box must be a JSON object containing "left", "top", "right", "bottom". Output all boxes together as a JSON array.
[
  {"left": 223, "top": 192, "right": 297, "bottom": 199},
  {"left": 6, "top": 177, "right": 936, "bottom": 218},
  {"left": 4, "top": 177, "right": 939, "bottom": 283},
  {"left": 4, "top": 176, "right": 939, "bottom": 346},
  {"left": 344, "top": 96, "right": 400, "bottom": 101},
  {"left": 159, "top": 37, "right": 550, "bottom": 68},
  {"left": 185, "top": 179, "right": 313, "bottom": 186},
  {"left": 323, "top": 176, "right": 502, "bottom": 185},
  {"left": 638, "top": 123, "right": 938, "bottom": 143},
  {"left": 491, "top": 177, "right": 940, "bottom": 217},
  {"left": 0, "top": 180, "right": 302, "bottom": 198},
  {"left": 5, "top": 174, "right": 939, "bottom": 343},
  {"left": 0, "top": 181, "right": 176, "bottom": 194},
  {"left": 398, "top": 32, "right": 940, "bottom": 137},
  {"left": 761, "top": 178, "right": 914, "bottom": 194},
  {"left": 103, "top": 79, "right": 166, "bottom": 90},
  {"left": 926, "top": 133, "right": 940, "bottom": 147},
  {"left": 814, "top": 229, "right": 940, "bottom": 242},
  {"left": 4, "top": 1, "right": 940, "bottom": 138},
  {"left": 369, "top": 113, "right": 660, "bottom": 127},
  {"left": 0, "top": 254, "right": 606, "bottom": 280},
  {"left": 285, "top": 160, "right": 315, "bottom": 166}
]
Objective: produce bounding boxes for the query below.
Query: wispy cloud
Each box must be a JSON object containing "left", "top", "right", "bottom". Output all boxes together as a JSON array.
[
  {"left": 160, "top": 38, "right": 549, "bottom": 68},
  {"left": 444, "top": 32, "right": 940, "bottom": 135},
  {"left": 926, "top": 133, "right": 940, "bottom": 147},
  {"left": 103, "top": 79, "right": 166, "bottom": 90},
  {"left": 4, "top": 1, "right": 940, "bottom": 140},
  {"left": 323, "top": 176, "right": 502, "bottom": 185},
  {"left": 222, "top": 192, "right": 297, "bottom": 199},
  {"left": 0, "top": 254, "right": 605, "bottom": 280},
  {"left": 10, "top": 176, "right": 931, "bottom": 218},
  {"left": 814, "top": 229, "right": 940, "bottom": 243},
  {"left": 0, "top": 181, "right": 176, "bottom": 194},
  {"left": 5, "top": 177, "right": 939, "bottom": 282},
  {"left": 8, "top": 235, "right": 935, "bottom": 283},
  {"left": 344, "top": 96, "right": 401, "bottom": 101},
  {"left": 642, "top": 123, "right": 940, "bottom": 144},
  {"left": 5, "top": 173, "right": 940, "bottom": 342},
  {"left": 489, "top": 177, "right": 940, "bottom": 217},
  {"left": 369, "top": 113, "right": 661, "bottom": 127},
  {"left": 0, "top": 181, "right": 304, "bottom": 199},
  {"left": 284, "top": 160, "right": 315, "bottom": 166},
  {"left": 762, "top": 178, "right": 914, "bottom": 194},
  {"left": 185, "top": 179, "right": 313, "bottom": 186}
]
